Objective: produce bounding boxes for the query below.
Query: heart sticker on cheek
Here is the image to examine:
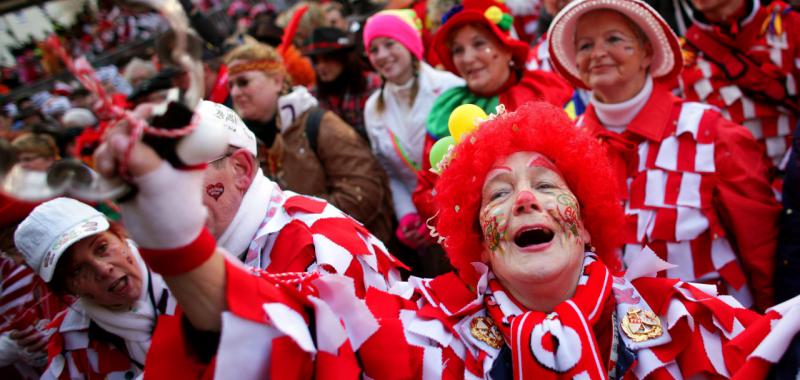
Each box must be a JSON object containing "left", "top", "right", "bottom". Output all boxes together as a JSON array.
[{"left": 206, "top": 183, "right": 225, "bottom": 201}]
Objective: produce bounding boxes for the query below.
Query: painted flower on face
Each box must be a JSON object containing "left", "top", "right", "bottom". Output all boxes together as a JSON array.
[
  {"left": 555, "top": 192, "right": 581, "bottom": 240},
  {"left": 480, "top": 202, "right": 510, "bottom": 253}
]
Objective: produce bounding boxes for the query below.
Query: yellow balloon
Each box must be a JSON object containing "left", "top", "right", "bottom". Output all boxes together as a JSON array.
[{"left": 448, "top": 104, "right": 488, "bottom": 143}]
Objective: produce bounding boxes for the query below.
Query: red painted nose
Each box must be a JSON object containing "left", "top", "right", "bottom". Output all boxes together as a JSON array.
[{"left": 513, "top": 190, "right": 540, "bottom": 214}]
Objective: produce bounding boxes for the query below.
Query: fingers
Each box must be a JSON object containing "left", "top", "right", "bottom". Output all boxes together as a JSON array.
[
  {"left": 93, "top": 122, "right": 163, "bottom": 179},
  {"left": 9, "top": 326, "right": 35, "bottom": 340},
  {"left": 11, "top": 327, "right": 47, "bottom": 350},
  {"left": 25, "top": 334, "right": 48, "bottom": 352}
]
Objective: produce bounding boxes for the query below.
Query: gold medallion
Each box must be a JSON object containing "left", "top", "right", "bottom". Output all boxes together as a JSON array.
[
  {"left": 470, "top": 316, "right": 504, "bottom": 349},
  {"left": 621, "top": 307, "right": 663, "bottom": 342}
]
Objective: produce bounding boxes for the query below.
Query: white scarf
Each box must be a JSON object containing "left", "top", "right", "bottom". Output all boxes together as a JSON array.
[
  {"left": 78, "top": 241, "right": 166, "bottom": 365},
  {"left": 217, "top": 170, "right": 276, "bottom": 258},
  {"left": 591, "top": 76, "right": 653, "bottom": 133}
]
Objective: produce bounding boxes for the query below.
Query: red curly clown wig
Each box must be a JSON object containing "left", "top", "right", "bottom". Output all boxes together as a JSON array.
[{"left": 434, "top": 101, "right": 624, "bottom": 275}]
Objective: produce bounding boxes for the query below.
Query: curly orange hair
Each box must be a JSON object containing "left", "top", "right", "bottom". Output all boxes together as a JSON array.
[{"left": 434, "top": 101, "right": 624, "bottom": 276}]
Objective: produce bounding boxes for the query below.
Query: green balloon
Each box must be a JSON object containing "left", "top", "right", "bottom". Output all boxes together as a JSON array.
[{"left": 429, "top": 136, "right": 456, "bottom": 170}]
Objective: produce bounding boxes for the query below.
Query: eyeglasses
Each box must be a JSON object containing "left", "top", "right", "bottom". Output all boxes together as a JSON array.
[{"left": 208, "top": 153, "right": 233, "bottom": 164}]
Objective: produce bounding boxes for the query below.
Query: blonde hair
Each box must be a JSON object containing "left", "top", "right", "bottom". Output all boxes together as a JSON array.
[
  {"left": 11, "top": 133, "right": 59, "bottom": 160},
  {"left": 224, "top": 41, "right": 292, "bottom": 92},
  {"left": 277, "top": 2, "right": 326, "bottom": 44}
]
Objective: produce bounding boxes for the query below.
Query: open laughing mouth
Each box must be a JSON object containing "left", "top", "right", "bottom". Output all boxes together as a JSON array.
[
  {"left": 514, "top": 226, "right": 555, "bottom": 248},
  {"left": 108, "top": 275, "right": 129, "bottom": 294}
]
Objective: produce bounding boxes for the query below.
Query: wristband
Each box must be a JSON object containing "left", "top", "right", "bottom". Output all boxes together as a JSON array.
[{"left": 139, "top": 228, "right": 216, "bottom": 276}]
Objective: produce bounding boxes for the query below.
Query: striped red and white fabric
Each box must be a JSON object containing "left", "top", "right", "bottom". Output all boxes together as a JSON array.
[
  {"left": 579, "top": 92, "right": 754, "bottom": 307},
  {"left": 485, "top": 255, "right": 612, "bottom": 380},
  {"left": 0, "top": 257, "right": 65, "bottom": 337},
  {"left": 726, "top": 295, "right": 800, "bottom": 379},
  {"left": 41, "top": 310, "right": 141, "bottom": 380},
  {"left": 144, "top": 250, "right": 800, "bottom": 379},
  {"left": 679, "top": 1, "right": 800, "bottom": 167},
  {"left": 240, "top": 188, "right": 406, "bottom": 297}
]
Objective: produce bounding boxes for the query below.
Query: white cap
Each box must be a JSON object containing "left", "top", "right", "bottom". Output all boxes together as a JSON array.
[
  {"left": 61, "top": 108, "right": 97, "bottom": 129},
  {"left": 195, "top": 100, "right": 257, "bottom": 157},
  {"left": 14, "top": 198, "right": 110, "bottom": 282}
]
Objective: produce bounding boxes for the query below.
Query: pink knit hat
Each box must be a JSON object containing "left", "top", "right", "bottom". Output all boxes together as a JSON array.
[{"left": 363, "top": 10, "right": 424, "bottom": 61}]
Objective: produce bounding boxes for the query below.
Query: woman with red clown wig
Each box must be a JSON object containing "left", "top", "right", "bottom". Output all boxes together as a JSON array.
[{"left": 93, "top": 101, "right": 800, "bottom": 379}]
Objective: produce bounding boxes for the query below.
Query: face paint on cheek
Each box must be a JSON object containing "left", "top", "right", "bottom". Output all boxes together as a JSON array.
[
  {"left": 480, "top": 203, "right": 510, "bottom": 253},
  {"left": 548, "top": 192, "right": 581, "bottom": 242},
  {"left": 206, "top": 182, "right": 225, "bottom": 201}
]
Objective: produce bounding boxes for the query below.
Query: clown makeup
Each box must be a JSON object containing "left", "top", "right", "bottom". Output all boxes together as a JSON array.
[
  {"left": 479, "top": 153, "right": 588, "bottom": 254},
  {"left": 206, "top": 182, "right": 225, "bottom": 201},
  {"left": 551, "top": 192, "right": 582, "bottom": 243},
  {"left": 479, "top": 152, "right": 589, "bottom": 305},
  {"left": 480, "top": 196, "right": 511, "bottom": 253}
]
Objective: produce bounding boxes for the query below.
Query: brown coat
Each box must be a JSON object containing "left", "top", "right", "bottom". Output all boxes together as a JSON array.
[{"left": 257, "top": 109, "right": 394, "bottom": 242}]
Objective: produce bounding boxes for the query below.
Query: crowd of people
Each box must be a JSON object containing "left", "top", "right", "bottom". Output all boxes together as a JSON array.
[{"left": 1, "top": 0, "right": 800, "bottom": 378}]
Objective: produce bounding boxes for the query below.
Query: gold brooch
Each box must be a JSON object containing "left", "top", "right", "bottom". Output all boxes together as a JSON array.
[
  {"left": 621, "top": 307, "right": 663, "bottom": 342},
  {"left": 470, "top": 316, "right": 504, "bottom": 349}
]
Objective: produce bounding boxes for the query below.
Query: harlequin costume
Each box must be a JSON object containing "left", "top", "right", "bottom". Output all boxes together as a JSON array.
[
  {"left": 679, "top": 0, "right": 800, "bottom": 168},
  {"left": 215, "top": 168, "right": 406, "bottom": 297},
  {"left": 198, "top": 100, "right": 405, "bottom": 294},
  {"left": 411, "top": 0, "right": 573, "bottom": 222},
  {"left": 548, "top": 0, "right": 781, "bottom": 311},
  {"left": 142, "top": 102, "right": 800, "bottom": 379}
]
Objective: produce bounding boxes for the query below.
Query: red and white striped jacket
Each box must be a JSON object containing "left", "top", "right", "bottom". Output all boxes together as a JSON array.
[
  {"left": 0, "top": 257, "right": 66, "bottom": 379},
  {"left": 578, "top": 84, "right": 781, "bottom": 310},
  {"left": 143, "top": 253, "right": 800, "bottom": 379},
  {"left": 0, "top": 257, "right": 65, "bottom": 329},
  {"left": 235, "top": 181, "right": 405, "bottom": 297},
  {"left": 42, "top": 309, "right": 142, "bottom": 380},
  {"left": 679, "top": 0, "right": 800, "bottom": 167}
]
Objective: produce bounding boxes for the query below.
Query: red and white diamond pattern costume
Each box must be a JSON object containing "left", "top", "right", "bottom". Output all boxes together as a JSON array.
[
  {"left": 143, "top": 251, "right": 800, "bottom": 379},
  {"left": 578, "top": 84, "right": 781, "bottom": 310},
  {"left": 679, "top": 0, "right": 800, "bottom": 167}
]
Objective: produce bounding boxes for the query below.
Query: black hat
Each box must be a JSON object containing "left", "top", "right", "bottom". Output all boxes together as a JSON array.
[
  {"left": 127, "top": 67, "right": 181, "bottom": 103},
  {"left": 303, "top": 27, "right": 354, "bottom": 57},
  {"left": 249, "top": 11, "right": 284, "bottom": 47}
]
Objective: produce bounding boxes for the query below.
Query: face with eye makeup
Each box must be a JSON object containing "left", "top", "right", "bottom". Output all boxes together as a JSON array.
[
  {"left": 479, "top": 151, "right": 589, "bottom": 296},
  {"left": 449, "top": 24, "right": 514, "bottom": 96},
  {"left": 227, "top": 60, "right": 284, "bottom": 122},
  {"left": 574, "top": 10, "right": 652, "bottom": 103}
]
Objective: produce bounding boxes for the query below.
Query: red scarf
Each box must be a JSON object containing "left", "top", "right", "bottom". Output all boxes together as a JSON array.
[{"left": 485, "top": 255, "right": 613, "bottom": 380}]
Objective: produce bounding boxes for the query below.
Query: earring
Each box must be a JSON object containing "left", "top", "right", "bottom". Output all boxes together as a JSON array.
[{"left": 508, "top": 60, "right": 515, "bottom": 68}]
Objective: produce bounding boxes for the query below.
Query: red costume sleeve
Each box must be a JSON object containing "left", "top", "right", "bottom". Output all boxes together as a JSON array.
[
  {"left": 412, "top": 136, "right": 439, "bottom": 223},
  {"left": 714, "top": 119, "right": 781, "bottom": 311}
]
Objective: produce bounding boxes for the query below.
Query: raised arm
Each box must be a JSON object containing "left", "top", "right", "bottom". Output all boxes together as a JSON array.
[{"left": 95, "top": 131, "right": 227, "bottom": 331}]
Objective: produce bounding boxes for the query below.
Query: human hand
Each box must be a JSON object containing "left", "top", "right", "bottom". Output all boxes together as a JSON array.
[
  {"left": 9, "top": 327, "right": 49, "bottom": 366},
  {"left": 93, "top": 103, "right": 208, "bottom": 251},
  {"left": 396, "top": 213, "right": 428, "bottom": 249}
]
